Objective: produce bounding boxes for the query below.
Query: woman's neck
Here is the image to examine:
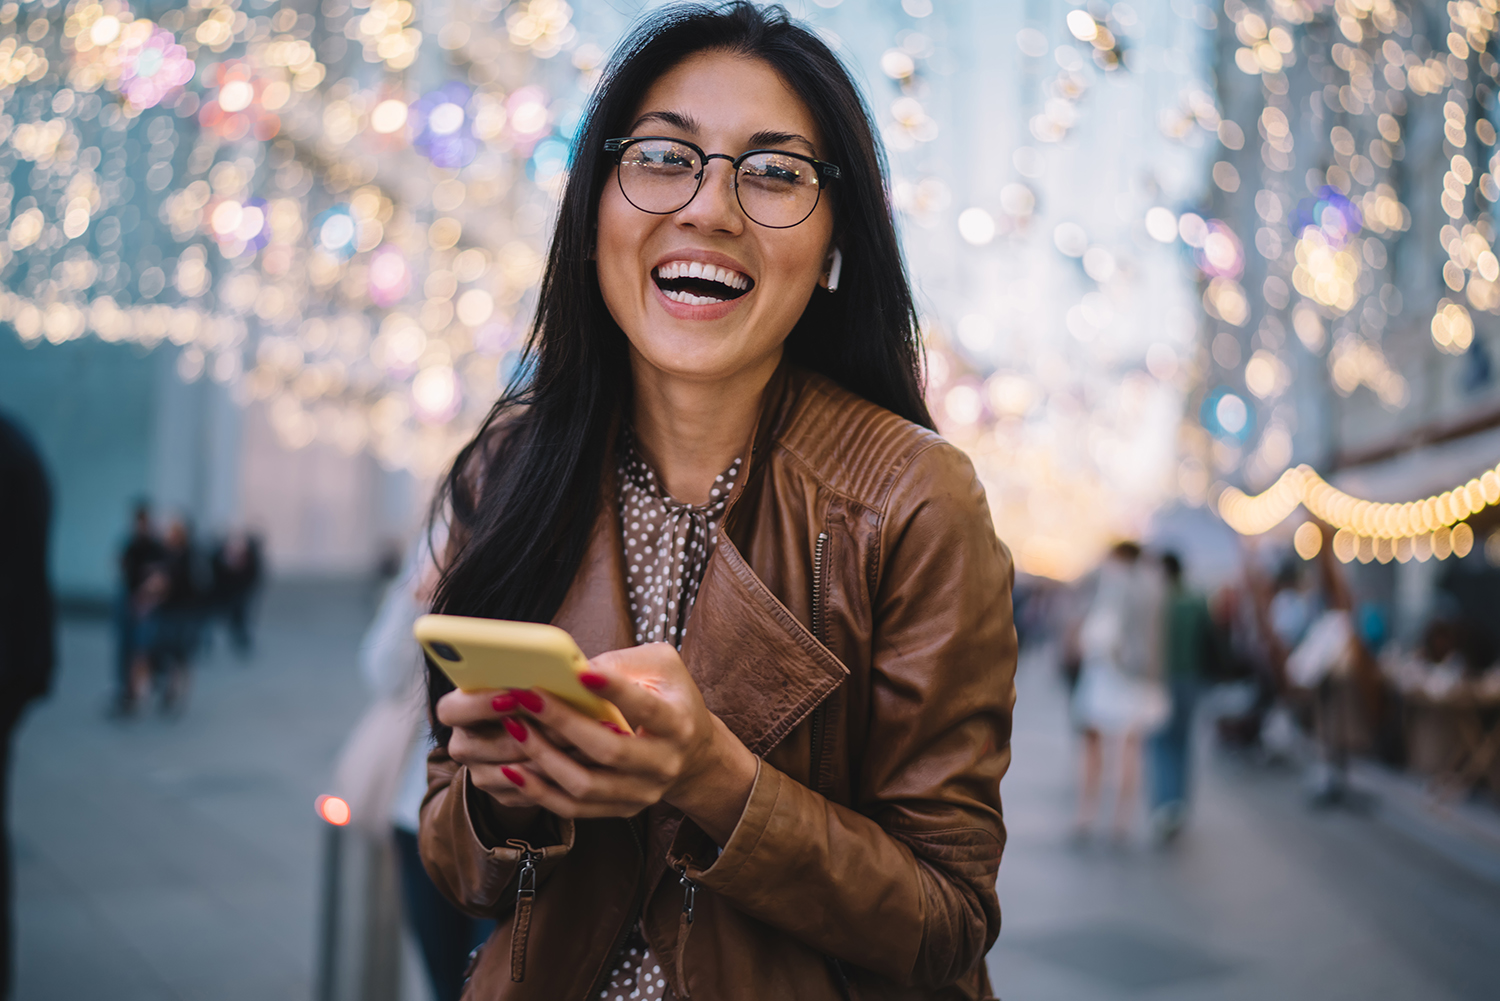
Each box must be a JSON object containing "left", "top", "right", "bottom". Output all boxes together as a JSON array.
[{"left": 628, "top": 349, "right": 780, "bottom": 506}]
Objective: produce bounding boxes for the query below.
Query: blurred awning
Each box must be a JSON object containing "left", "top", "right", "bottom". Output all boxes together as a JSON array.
[{"left": 1332, "top": 422, "right": 1500, "bottom": 504}]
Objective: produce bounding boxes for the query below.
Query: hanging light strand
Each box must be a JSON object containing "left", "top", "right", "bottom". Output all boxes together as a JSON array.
[{"left": 1218, "top": 462, "right": 1500, "bottom": 540}]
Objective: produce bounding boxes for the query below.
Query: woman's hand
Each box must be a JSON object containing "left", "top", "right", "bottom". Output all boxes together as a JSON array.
[
  {"left": 435, "top": 688, "right": 547, "bottom": 811},
  {"left": 480, "top": 643, "right": 759, "bottom": 845}
]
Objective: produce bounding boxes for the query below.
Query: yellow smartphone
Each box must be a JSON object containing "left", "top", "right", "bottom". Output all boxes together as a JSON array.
[{"left": 414, "top": 614, "right": 629, "bottom": 730}]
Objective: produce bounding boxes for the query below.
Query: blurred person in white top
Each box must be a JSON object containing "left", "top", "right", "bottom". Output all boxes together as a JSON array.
[
  {"left": 1070, "top": 541, "right": 1169, "bottom": 844},
  {"left": 356, "top": 525, "right": 492, "bottom": 1001}
]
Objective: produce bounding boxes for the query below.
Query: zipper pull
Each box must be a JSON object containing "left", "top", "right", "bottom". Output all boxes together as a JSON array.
[
  {"left": 672, "top": 863, "right": 697, "bottom": 999},
  {"left": 517, "top": 850, "right": 537, "bottom": 899},
  {"left": 510, "top": 849, "right": 537, "bottom": 982},
  {"left": 677, "top": 865, "right": 697, "bottom": 926}
]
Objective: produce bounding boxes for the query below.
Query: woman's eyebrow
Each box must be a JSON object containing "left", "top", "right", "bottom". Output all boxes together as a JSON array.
[
  {"left": 630, "top": 110, "right": 700, "bottom": 134},
  {"left": 747, "top": 129, "right": 816, "bottom": 153},
  {"left": 626, "top": 113, "right": 817, "bottom": 155}
]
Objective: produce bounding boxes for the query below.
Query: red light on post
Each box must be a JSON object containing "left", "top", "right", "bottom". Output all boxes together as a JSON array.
[{"left": 316, "top": 794, "right": 351, "bottom": 826}]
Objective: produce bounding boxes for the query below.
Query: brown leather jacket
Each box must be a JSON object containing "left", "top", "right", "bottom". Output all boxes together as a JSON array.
[{"left": 420, "top": 365, "right": 1017, "bottom": 1000}]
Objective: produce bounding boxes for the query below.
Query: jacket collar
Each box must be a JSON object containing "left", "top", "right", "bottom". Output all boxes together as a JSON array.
[{"left": 552, "top": 363, "right": 847, "bottom": 757}]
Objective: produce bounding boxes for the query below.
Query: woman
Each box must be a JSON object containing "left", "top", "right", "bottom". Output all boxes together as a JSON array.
[
  {"left": 421, "top": 5, "right": 1016, "bottom": 999},
  {"left": 1070, "top": 542, "right": 1168, "bottom": 843}
]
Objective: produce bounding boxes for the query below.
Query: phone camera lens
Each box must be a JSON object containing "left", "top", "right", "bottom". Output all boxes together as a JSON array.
[{"left": 429, "top": 641, "right": 462, "bottom": 662}]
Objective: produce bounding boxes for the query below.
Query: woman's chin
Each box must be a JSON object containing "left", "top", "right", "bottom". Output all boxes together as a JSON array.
[{"left": 628, "top": 329, "right": 780, "bottom": 387}]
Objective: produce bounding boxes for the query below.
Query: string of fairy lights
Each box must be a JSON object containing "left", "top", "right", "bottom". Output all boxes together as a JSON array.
[
  {"left": 1219, "top": 460, "right": 1500, "bottom": 562},
  {"left": 0, "top": 0, "right": 584, "bottom": 477},
  {"left": 1182, "top": 0, "right": 1500, "bottom": 565},
  {"left": 4, "top": 0, "right": 1173, "bottom": 582},
  {"left": 4, "top": 0, "right": 1496, "bottom": 577}
]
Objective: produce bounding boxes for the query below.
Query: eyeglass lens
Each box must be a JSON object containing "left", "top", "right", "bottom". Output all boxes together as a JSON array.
[{"left": 617, "top": 139, "right": 822, "bottom": 228}]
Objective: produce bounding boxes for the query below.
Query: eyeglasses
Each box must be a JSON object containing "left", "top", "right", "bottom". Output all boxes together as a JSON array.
[{"left": 604, "top": 136, "right": 840, "bottom": 229}]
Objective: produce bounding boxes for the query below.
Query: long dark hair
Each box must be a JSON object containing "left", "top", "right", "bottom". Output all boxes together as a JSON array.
[{"left": 429, "top": 2, "right": 930, "bottom": 725}]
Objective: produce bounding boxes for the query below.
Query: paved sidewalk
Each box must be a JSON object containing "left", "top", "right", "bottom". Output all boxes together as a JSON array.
[
  {"left": 14, "top": 587, "right": 1500, "bottom": 1000},
  {"left": 13, "top": 581, "right": 377, "bottom": 1001},
  {"left": 986, "top": 653, "right": 1500, "bottom": 1000}
]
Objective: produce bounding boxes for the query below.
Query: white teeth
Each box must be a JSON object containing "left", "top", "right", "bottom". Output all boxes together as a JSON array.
[
  {"left": 663, "top": 288, "right": 727, "bottom": 306},
  {"left": 654, "top": 260, "right": 751, "bottom": 291}
]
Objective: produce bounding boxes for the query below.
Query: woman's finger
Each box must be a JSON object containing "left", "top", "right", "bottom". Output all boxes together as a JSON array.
[
  {"left": 435, "top": 688, "right": 513, "bottom": 728},
  {"left": 468, "top": 763, "right": 540, "bottom": 807},
  {"left": 446, "top": 722, "right": 528, "bottom": 767},
  {"left": 491, "top": 690, "right": 582, "bottom": 750},
  {"left": 495, "top": 762, "right": 646, "bottom": 819},
  {"left": 581, "top": 645, "right": 691, "bottom": 736},
  {"left": 507, "top": 715, "right": 652, "bottom": 800},
  {"left": 510, "top": 684, "right": 654, "bottom": 773}
]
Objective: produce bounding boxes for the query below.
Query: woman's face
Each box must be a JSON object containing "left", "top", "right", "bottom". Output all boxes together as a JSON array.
[{"left": 595, "top": 50, "right": 836, "bottom": 387}]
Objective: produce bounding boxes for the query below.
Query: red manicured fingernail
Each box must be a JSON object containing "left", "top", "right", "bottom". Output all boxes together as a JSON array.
[
  {"left": 579, "top": 672, "right": 607, "bottom": 691},
  {"left": 503, "top": 717, "right": 528, "bottom": 742},
  {"left": 500, "top": 766, "right": 526, "bottom": 787},
  {"left": 491, "top": 693, "right": 518, "bottom": 712},
  {"left": 600, "top": 720, "right": 625, "bottom": 734},
  {"left": 510, "top": 689, "right": 544, "bottom": 713}
]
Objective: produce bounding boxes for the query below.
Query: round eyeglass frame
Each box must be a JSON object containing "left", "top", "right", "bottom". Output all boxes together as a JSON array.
[{"left": 604, "top": 136, "right": 841, "bottom": 230}]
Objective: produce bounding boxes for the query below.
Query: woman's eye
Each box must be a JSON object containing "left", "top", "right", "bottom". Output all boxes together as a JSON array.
[
  {"left": 743, "top": 160, "right": 806, "bottom": 186},
  {"left": 637, "top": 151, "right": 696, "bottom": 171}
]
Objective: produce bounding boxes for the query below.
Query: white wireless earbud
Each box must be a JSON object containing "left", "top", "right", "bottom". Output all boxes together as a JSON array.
[{"left": 826, "top": 247, "right": 843, "bottom": 292}]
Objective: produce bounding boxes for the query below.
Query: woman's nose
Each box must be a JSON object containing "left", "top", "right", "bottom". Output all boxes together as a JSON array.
[{"left": 675, "top": 160, "right": 744, "bottom": 234}]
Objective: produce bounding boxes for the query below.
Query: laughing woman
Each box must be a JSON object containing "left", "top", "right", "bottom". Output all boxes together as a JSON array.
[{"left": 420, "top": 5, "right": 1017, "bottom": 1000}]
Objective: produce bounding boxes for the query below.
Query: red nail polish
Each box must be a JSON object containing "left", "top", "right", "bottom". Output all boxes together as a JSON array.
[
  {"left": 491, "top": 693, "right": 518, "bottom": 712},
  {"left": 579, "top": 671, "right": 607, "bottom": 691},
  {"left": 600, "top": 720, "right": 625, "bottom": 734},
  {"left": 511, "top": 689, "right": 544, "bottom": 713},
  {"left": 503, "top": 717, "right": 528, "bottom": 742},
  {"left": 500, "top": 766, "right": 526, "bottom": 788}
]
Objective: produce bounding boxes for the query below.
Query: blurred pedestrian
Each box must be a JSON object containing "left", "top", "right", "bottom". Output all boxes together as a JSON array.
[
  {"left": 135, "top": 517, "right": 205, "bottom": 714},
  {"left": 1072, "top": 542, "right": 1168, "bottom": 843},
  {"left": 112, "top": 502, "right": 163, "bottom": 716},
  {"left": 1147, "top": 552, "right": 1219, "bottom": 844},
  {"left": 0, "top": 411, "right": 56, "bottom": 998},
  {"left": 210, "top": 529, "right": 263, "bottom": 657},
  {"left": 1269, "top": 561, "right": 1320, "bottom": 653}
]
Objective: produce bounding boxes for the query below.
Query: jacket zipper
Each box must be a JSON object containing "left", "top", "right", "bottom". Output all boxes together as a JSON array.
[
  {"left": 811, "top": 531, "right": 829, "bottom": 640},
  {"left": 509, "top": 845, "right": 538, "bottom": 982},
  {"left": 810, "top": 532, "right": 849, "bottom": 998},
  {"left": 672, "top": 862, "right": 698, "bottom": 999},
  {"left": 809, "top": 531, "right": 830, "bottom": 792}
]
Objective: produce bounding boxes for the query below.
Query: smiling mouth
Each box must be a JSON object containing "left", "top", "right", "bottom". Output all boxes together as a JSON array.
[{"left": 652, "top": 261, "right": 754, "bottom": 306}]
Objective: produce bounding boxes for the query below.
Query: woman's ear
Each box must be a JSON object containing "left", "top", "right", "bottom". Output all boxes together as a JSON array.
[{"left": 819, "top": 247, "right": 843, "bottom": 292}]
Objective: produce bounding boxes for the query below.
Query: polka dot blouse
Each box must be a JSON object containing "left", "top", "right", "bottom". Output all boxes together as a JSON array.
[
  {"left": 599, "top": 941, "right": 670, "bottom": 1001},
  {"left": 601, "top": 432, "right": 741, "bottom": 1001},
  {"left": 618, "top": 431, "right": 742, "bottom": 649}
]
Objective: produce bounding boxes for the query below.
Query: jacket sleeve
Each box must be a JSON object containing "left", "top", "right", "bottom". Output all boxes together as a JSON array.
[
  {"left": 689, "top": 441, "right": 1016, "bottom": 987},
  {"left": 418, "top": 743, "right": 574, "bottom": 919}
]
